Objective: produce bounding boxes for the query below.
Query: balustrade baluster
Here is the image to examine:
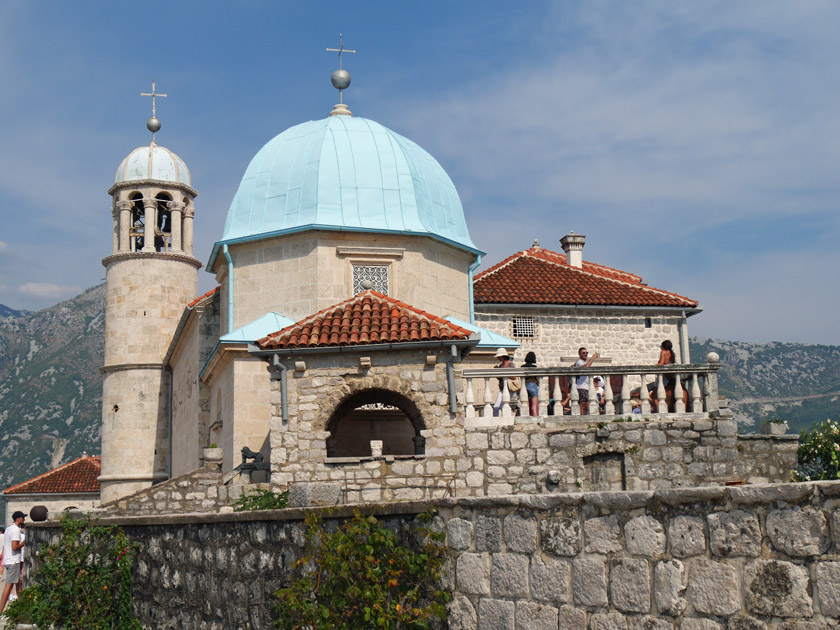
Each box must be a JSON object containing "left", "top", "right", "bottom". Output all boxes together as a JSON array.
[
  {"left": 656, "top": 376, "right": 667, "bottom": 416},
  {"left": 639, "top": 373, "right": 651, "bottom": 414},
  {"left": 604, "top": 376, "right": 615, "bottom": 414},
  {"left": 538, "top": 375, "right": 548, "bottom": 417},
  {"left": 587, "top": 375, "right": 598, "bottom": 416},
  {"left": 501, "top": 379, "right": 512, "bottom": 417},
  {"left": 620, "top": 376, "right": 631, "bottom": 414},
  {"left": 674, "top": 375, "right": 685, "bottom": 413},
  {"left": 483, "top": 378, "right": 493, "bottom": 417},
  {"left": 551, "top": 377, "right": 562, "bottom": 417},
  {"left": 570, "top": 381, "right": 580, "bottom": 416},
  {"left": 690, "top": 373, "right": 702, "bottom": 413},
  {"left": 465, "top": 377, "right": 475, "bottom": 418}
]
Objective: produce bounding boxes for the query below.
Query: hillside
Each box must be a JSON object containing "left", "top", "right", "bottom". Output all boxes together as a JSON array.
[
  {"left": 0, "top": 285, "right": 838, "bottom": 494},
  {"left": 0, "top": 284, "right": 105, "bottom": 490}
]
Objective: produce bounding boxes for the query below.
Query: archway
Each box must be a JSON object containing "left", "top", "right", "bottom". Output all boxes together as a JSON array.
[{"left": 326, "top": 388, "right": 425, "bottom": 457}]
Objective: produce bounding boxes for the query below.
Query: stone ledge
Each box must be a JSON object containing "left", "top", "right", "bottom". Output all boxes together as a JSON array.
[{"left": 738, "top": 434, "right": 799, "bottom": 441}]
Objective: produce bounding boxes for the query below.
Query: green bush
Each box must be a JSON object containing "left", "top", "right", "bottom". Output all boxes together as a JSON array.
[
  {"left": 794, "top": 418, "right": 840, "bottom": 481},
  {"left": 274, "top": 509, "right": 450, "bottom": 629},
  {"left": 233, "top": 486, "right": 289, "bottom": 511},
  {"left": 3, "top": 515, "right": 141, "bottom": 629}
]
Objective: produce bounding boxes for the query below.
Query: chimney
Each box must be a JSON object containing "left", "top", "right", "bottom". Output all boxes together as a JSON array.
[{"left": 560, "top": 232, "right": 585, "bottom": 268}]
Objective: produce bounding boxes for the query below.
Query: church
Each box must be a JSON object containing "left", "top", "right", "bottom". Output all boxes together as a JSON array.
[{"left": 96, "top": 59, "right": 762, "bottom": 509}]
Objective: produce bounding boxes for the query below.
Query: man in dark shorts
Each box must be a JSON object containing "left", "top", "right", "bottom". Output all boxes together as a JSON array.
[{"left": 0, "top": 511, "right": 26, "bottom": 612}]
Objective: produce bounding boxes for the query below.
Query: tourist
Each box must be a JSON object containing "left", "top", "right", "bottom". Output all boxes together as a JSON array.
[
  {"left": 593, "top": 375, "right": 606, "bottom": 412},
  {"left": 574, "top": 347, "right": 599, "bottom": 413},
  {"left": 0, "top": 511, "right": 26, "bottom": 612},
  {"left": 523, "top": 351, "right": 540, "bottom": 416},
  {"left": 650, "top": 340, "right": 676, "bottom": 412},
  {"left": 493, "top": 348, "right": 519, "bottom": 416}
]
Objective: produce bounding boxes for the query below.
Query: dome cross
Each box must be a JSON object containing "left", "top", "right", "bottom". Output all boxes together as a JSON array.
[
  {"left": 326, "top": 33, "right": 356, "bottom": 106},
  {"left": 326, "top": 33, "right": 356, "bottom": 70},
  {"left": 140, "top": 81, "right": 168, "bottom": 140}
]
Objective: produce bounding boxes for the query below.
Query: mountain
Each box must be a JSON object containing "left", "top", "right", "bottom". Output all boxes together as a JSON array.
[
  {"left": 0, "top": 285, "right": 105, "bottom": 491},
  {"left": 1, "top": 284, "right": 838, "bottom": 496},
  {"left": 0, "top": 304, "right": 30, "bottom": 318},
  {"left": 690, "top": 338, "right": 840, "bottom": 433}
]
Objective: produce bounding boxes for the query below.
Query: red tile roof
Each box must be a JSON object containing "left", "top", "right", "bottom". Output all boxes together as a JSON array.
[
  {"left": 4, "top": 455, "right": 101, "bottom": 495},
  {"left": 187, "top": 286, "right": 220, "bottom": 308},
  {"left": 474, "top": 245, "right": 697, "bottom": 307},
  {"left": 257, "top": 291, "right": 475, "bottom": 350}
]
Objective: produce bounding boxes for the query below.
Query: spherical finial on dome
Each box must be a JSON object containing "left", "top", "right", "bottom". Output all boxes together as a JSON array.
[
  {"left": 147, "top": 117, "right": 161, "bottom": 133},
  {"left": 331, "top": 69, "right": 351, "bottom": 90}
]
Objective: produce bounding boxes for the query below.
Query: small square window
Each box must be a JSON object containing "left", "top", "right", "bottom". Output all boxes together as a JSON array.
[
  {"left": 644, "top": 318, "right": 652, "bottom": 328},
  {"left": 353, "top": 265, "right": 389, "bottom": 295},
  {"left": 512, "top": 316, "right": 535, "bottom": 338}
]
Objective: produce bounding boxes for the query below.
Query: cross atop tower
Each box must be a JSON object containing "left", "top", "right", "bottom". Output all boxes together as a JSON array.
[
  {"left": 141, "top": 81, "right": 167, "bottom": 118},
  {"left": 326, "top": 33, "right": 356, "bottom": 70}
]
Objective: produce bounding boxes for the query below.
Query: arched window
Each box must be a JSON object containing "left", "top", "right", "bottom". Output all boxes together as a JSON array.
[
  {"left": 129, "top": 193, "right": 144, "bottom": 251},
  {"left": 326, "top": 389, "right": 425, "bottom": 457},
  {"left": 155, "top": 193, "right": 172, "bottom": 252}
]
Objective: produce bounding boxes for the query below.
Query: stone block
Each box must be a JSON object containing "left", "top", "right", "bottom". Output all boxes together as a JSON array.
[
  {"left": 654, "top": 559, "right": 686, "bottom": 616},
  {"left": 478, "top": 598, "right": 515, "bottom": 630},
  {"left": 766, "top": 509, "right": 829, "bottom": 557},
  {"left": 455, "top": 552, "right": 490, "bottom": 595},
  {"left": 504, "top": 514, "right": 537, "bottom": 553},
  {"left": 628, "top": 617, "right": 674, "bottom": 630},
  {"left": 487, "top": 450, "right": 516, "bottom": 466},
  {"left": 708, "top": 510, "right": 761, "bottom": 557},
  {"left": 540, "top": 517, "right": 581, "bottom": 556},
  {"left": 680, "top": 620, "right": 723, "bottom": 630},
  {"left": 590, "top": 612, "right": 627, "bottom": 630},
  {"left": 530, "top": 555, "right": 570, "bottom": 602},
  {"left": 668, "top": 515, "right": 706, "bottom": 558},
  {"left": 816, "top": 561, "right": 840, "bottom": 616},
  {"left": 572, "top": 556, "right": 608, "bottom": 607},
  {"left": 744, "top": 559, "right": 812, "bottom": 618},
  {"left": 491, "top": 553, "right": 529, "bottom": 597},
  {"left": 557, "top": 606, "right": 586, "bottom": 630},
  {"left": 466, "top": 432, "right": 489, "bottom": 450},
  {"left": 584, "top": 515, "right": 623, "bottom": 554},
  {"left": 611, "top": 558, "right": 651, "bottom": 613},
  {"left": 514, "top": 601, "right": 558, "bottom": 630},
  {"left": 447, "top": 518, "right": 474, "bottom": 551},
  {"left": 625, "top": 515, "right": 666, "bottom": 557},
  {"left": 475, "top": 515, "right": 503, "bottom": 552},
  {"left": 689, "top": 559, "right": 740, "bottom": 616},
  {"left": 447, "top": 595, "right": 477, "bottom": 630}
]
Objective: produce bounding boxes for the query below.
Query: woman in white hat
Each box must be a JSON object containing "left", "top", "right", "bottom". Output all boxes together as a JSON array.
[{"left": 493, "top": 348, "right": 518, "bottom": 416}]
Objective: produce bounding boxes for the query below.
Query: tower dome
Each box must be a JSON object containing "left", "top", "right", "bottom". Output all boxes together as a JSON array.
[
  {"left": 212, "top": 115, "right": 477, "bottom": 264},
  {"left": 115, "top": 142, "right": 191, "bottom": 186}
]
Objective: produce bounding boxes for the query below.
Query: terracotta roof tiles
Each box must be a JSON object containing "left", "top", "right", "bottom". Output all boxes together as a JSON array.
[
  {"left": 474, "top": 246, "right": 697, "bottom": 307},
  {"left": 187, "top": 286, "right": 220, "bottom": 308},
  {"left": 257, "top": 291, "right": 475, "bottom": 350},
  {"left": 4, "top": 455, "right": 101, "bottom": 495}
]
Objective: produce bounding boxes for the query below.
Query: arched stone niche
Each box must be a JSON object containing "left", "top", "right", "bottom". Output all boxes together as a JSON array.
[{"left": 326, "top": 387, "right": 427, "bottom": 457}]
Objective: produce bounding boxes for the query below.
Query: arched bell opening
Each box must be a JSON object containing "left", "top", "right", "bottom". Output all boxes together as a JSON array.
[
  {"left": 129, "top": 192, "right": 145, "bottom": 252},
  {"left": 326, "top": 388, "right": 426, "bottom": 457},
  {"left": 154, "top": 192, "right": 172, "bottom": 252}
]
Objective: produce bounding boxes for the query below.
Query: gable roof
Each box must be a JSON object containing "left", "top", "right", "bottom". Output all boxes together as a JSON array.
[
  {"left": 187, "top": 286, "right": 220, "bottom": 308},
  {"left": 256, "top": 290, "right": 475, "bottom": 350},
  {"left": 474, "top": 245, "right": 698, "bottom": 308},
  {"left": 3, "top": 455, "right": 101, "bottom": 495},
  {"left": 220, "top": 312, "right": 296, "bottom": 343}
]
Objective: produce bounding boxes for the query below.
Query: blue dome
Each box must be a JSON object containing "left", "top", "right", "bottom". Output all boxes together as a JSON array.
[
  {"left": 115, "top": 143, "right": 191, "bottom": 186},
  {"left": 218, "top": 115, "right": 477, "bottom": 252}
]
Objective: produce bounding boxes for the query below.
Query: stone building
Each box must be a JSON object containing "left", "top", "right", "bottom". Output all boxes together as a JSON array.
[{"left": 97, "top": 70, "right": 797, "bottom": 511}]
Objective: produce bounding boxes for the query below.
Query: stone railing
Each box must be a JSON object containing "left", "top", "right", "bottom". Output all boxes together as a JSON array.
[{"left": 462, "top": 361, "right": 720, "bottom": 422}]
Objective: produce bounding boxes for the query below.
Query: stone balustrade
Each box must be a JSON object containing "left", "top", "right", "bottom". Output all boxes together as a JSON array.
[{"left": 462, "top": 362, "right": 720, "bottom": 423}]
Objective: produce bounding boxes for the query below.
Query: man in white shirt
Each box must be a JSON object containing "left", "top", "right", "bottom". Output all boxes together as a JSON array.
[
  {"left": 574, "top": 347, "right": 599, "bottom": 413},
  {"left": 0, "top": 511, "right": 26, "bottom": 612}
]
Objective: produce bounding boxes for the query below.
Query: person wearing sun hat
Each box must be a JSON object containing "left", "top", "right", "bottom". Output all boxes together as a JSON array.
[
  {"left": 493, "top": 348, "right": 520, "bottom": 416},
  {"left": 0, "top": 510, "right": 26, "bottom": 612}
]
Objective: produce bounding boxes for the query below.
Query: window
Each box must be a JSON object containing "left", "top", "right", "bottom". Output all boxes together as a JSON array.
[
  {"left": 353, "top": 265, "right": 389, "bottom": 295},
  {"left": 512, "top": 316, "right": 536, "bottom": 338},
  {"left": 644, "top": 318, "right": 652, "bottom": 329}
]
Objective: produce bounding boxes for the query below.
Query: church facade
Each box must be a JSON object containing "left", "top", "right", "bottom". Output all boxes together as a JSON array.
[{"left": 99, "top": 80, "right": 728, "bottom": 506}]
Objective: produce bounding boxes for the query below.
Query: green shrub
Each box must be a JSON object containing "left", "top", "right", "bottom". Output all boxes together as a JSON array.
[
  {"left": 274, "top": 509, "right": 450, "bottom": 629},
  {"left": 3, "top": 515, "right": 141, "bottom": 629},
  {"left": 233, "top": 486, "right": 289, "bottom": 511},
  {"left": 794, "top": 418, "right": 840, "bottom": 481}
]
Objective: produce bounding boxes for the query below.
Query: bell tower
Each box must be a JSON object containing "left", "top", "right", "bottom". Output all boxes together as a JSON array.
[{"left": 99, "top": 85, "right": 201, "bottom": 503}]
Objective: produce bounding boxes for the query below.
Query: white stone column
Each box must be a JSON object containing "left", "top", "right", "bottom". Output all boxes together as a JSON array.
[
  {"left": 117, "top": 200, "right": 131, "bottom": 253},
  {"left": 111, "top": 208, "right": 119, "bottom": 254},
  {"left": 169, "top": 201, "right": 184, "bottom": 252},
  {"left": 183, "top": 207, "right": 195, "bottom": 256},
  {"left": 142, "top": 198, "right": 157, "bottom": 252}
]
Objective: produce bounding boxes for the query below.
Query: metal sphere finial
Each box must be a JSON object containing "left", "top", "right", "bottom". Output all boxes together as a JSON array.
[
  {"left": 331, "top": 69, "right": 351, "bottom": 90},
  {"left": 147, "top": 117, "right": 161, "bottom": 133}
]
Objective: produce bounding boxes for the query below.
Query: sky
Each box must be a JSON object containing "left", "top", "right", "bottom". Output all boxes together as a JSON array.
[{"left": 0, "top": 1, "right": 838, "bottom": 345}]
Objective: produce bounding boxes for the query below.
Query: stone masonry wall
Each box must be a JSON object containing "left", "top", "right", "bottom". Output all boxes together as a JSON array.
[
  {"left": 474, "top": 307, "right": 686, "bottom": 365},
  {"left": 25, "top": 481, "right": 840, "bottom": 629}
]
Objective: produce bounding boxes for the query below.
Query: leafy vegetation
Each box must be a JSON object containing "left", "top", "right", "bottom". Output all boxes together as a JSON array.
[
  {"left": 3, "top": 515, "right": 141, "bottom": 629},
  {"left": 793, "top": 418, "right": 840, "bottom": 481},
  {"left": 232, "top": 486, "right": 289, "bottom": 511},
  {"left": 274, "top": 509, "right": 450, "bottom": 629}
]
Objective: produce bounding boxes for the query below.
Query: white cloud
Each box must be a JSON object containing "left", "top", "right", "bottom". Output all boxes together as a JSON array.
[{"left": 17, "top": 283, "right": 80, "bottom": 299}]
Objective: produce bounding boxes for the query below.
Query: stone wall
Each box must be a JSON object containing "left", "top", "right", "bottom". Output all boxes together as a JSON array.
[
  {"left": 25, "top": 481, "right": 840, "bottom": 629},
  {"left": 474, "top": 307, "right": 686, "bottom": 365}
]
